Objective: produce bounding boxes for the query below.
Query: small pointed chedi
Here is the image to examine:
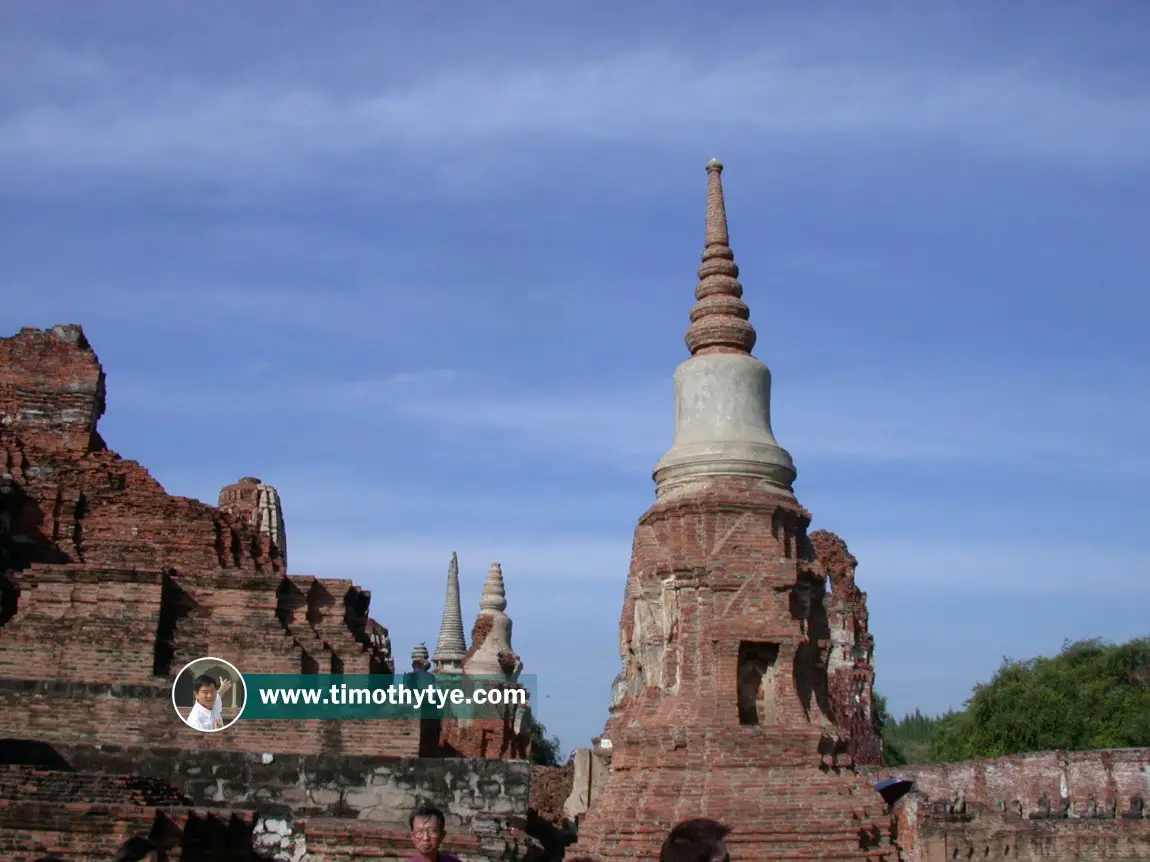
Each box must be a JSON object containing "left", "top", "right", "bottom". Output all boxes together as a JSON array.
[
  {"left": 432, "top": 552, "right": 467, "bottom": 673},
  {"left": 411, "top": 642, "right": 430, "bottom": 673},
  {"left": 463, "top": 562, "right": 520, "bottom": 678}
]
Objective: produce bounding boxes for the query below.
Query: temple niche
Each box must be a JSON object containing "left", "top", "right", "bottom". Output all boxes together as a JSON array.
[{"left": 737, "top": 641, "right": 781, "bottom": 726}]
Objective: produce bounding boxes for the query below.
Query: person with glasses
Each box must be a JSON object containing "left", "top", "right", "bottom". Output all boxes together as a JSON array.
[
  {"left": 659, "top": 818, "right": 731, "bottom": 862},
  {"left": 408, "top": 802, "right": 461, "bottom": 862}
]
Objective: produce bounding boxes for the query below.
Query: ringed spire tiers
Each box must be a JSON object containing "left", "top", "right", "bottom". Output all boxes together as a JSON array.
[
  {"left": 652, "top": 159, "right": 797, "bottom": 498},
  {"left": 432, "top": 552, "right": 466, "bottom": 673},
  {"left": 685, "top": 159, "right": 757, "bottom": 356}
]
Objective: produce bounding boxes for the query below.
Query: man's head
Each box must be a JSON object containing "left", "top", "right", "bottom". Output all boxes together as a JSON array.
[
  {"left": 409, "top": 802, "right": 447, "bottom": 858},
  {"left": 659, "top": 818, "right": 730, "bottom": 862},
  {"left": 112, "top": 835, "right": 162, "bottom": 861},
  {"left": 192, "top": 674, "right": 219, "bottom": 709}
]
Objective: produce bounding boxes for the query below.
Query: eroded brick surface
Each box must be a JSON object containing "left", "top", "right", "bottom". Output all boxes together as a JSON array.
[
  {"left": 891, "top": 793, "right": 1150, "bottom": 862},
  {"left": 812, "top": 530, "right": 883, "bottom": 766},
  {"left": 570, "top": 479, "right": 897, "bottom": 861},
  {"left": 866, "top": 749, "right": 1150, "bottom": 860},
  {"left": 862, "top": 749, "right": 1150, "bottom": 812},
  {"left": 0, "top": 325, "right": 531, "bottom": 860}
]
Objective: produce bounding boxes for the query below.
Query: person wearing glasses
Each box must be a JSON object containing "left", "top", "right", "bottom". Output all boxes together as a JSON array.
[
  {"left": 660, "top": 818, "right": 731, "bottom": 862},
  {"left": 408, "top": 803, "right": 461, "bottom": 862}
]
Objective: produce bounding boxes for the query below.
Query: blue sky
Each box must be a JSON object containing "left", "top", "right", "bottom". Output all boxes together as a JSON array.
[{"left": 3, "top": 2, "right": 1148, "bottom": 756}]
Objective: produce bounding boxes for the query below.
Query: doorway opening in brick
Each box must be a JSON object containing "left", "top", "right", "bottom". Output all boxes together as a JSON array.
[{"left": 738, "top": 641, "right": 780, "bottom": 725}]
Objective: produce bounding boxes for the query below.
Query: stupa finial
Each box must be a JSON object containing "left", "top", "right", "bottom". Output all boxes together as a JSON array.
[{"left": 685, "top": 159, "right": 757, "bottom": 357}]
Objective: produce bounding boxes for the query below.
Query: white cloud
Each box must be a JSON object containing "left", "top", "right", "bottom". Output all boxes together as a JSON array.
[
  {"left": 1, "top": 45, "right": 1147, "bottom": 194},
  {"left": 109, "top": 359, "right": 1150, "bottom": 479}
]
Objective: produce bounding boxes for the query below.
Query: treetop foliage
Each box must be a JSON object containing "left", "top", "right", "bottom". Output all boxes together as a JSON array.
[{"left": 879, "top": 636, "right": 1150, "bottom": 765}]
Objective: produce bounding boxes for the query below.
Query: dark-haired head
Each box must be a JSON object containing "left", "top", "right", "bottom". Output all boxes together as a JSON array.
[
  {"left": 409, "top": 802, "right": 446, "bottom": 857},
  {"left": 113, "top": 835, "right": 162, "bottom": 861},
  {"left": 192, "top": 674, "right": 218, "bottom": 693},
  {"left": 409, "top": 802, "right": 445, "bottom": 831},
  {"left": 659, "top": 818, "right": 730, "bottom": 862}
]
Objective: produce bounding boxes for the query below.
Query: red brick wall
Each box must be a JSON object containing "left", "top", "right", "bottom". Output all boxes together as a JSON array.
[
  {"left": 0, "top": 325, "right": 411, "bottom": 758},
  {"left": 865, "top": 751, "right": 1150, "bottom": 862},
  {"left": 437, "top": 714, "right": 532, "bottom": 760},
  {"left": 812, "top": 529, "right": 884, "bottom": 766},
  {"left": 0, "top": 325, "right": 105, "bottom": 459},
  {"left": 0, "top": 321, "right": 537, "bottom": 859},
  {"left": 0, "top": 685, "right": 420, "bottom": 755},
  {"left": 893, "top": 794, "right": 1150, "bottom": 862},
  {"left": 0, "top": 566, "right": 164, "bottom": 683},
  {"left": 572, "top": 479, "right": 895, "bottom": 861},
  {"left": 862, "top": 748, "right": 1150, "bottom": 812}
]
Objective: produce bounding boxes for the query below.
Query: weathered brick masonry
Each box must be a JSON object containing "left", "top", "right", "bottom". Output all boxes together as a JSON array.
[
  {"left": 0, "top": 325, "right": 536, "bottom": 860},
  {"left": 569, "top": 162, "right": 895, "bottom": 861},
  {"left": 6, "top": 170, "right": 1148, "bottom": 861},
  {"left": 862, "top": 750, "right": 1150, "bottom": 861}
]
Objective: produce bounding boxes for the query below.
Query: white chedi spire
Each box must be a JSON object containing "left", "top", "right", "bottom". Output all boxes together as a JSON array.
[
  {"left": 652, "top": 159, "right": 796, "bottom": 500},
  {"left": 432, "top": 552, "right": 467, "bottom": 673},
  {"left": 465, "top": 562, "right": 520, "bottom": 678},
  {"left": 479, "top": 561, "right": 507, "bottom": 614}
]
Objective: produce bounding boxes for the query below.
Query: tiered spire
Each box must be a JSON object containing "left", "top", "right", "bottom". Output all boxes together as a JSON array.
[
  {"left": 651, "top": 159, "right": 797, "bottom": 497},
  {"left": 411, "top": 642, "right": 430, "bottom": 672},
  {"left": 684, "top": 159, "right": 757, "bottom": 357},
  {"left": 464, "top": 562, "right": 521, "bottom": 679},
  {"left": 478, "top": 562, "right": 508, "bottom": 614},
  {"left": 432, "top": 552, "right": 466, "bottom": 673}
]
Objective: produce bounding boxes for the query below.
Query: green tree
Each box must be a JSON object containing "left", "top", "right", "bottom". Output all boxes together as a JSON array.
[
  {"left": 931, "top": 637, "right": 1150, "bottom": 762},
  {"left": 872, "top": 692, "right": 907, "bottom": 766},
  {"left": 530, "top": 717, "right": 564, "bottom": 766},
  {"left": 874, "top": 693, "right": 949, "bottom": 765}
]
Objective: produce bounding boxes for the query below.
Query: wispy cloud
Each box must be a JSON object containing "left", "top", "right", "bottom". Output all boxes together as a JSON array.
[
  {"left": 2, "top": 45, "right": 1147, "bottom": 196},
  {"left": 110, "top": 360, "right": 1150, "bottom": 478}
]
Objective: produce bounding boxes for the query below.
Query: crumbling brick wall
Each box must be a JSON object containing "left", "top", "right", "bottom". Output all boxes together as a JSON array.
[
  {"left": 862, "top": 748, "right": 1150, "bottom": 811},
  {"left": 0, "top": 324, "right": 531, "bottom": 860},
  {"left": 894, "top": 793, "right": 1150, "bottom": 862},
  {"left": 864, "top": 749, "right": 1150, "bottom": 861},
  {"left": 810, "top": 529, "right": 883, "bottom": 766},
  {"left": 571, "top": 482, "right": 895, "bottom": 861}
]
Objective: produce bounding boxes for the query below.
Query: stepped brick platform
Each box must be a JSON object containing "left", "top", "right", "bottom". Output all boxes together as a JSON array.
[{"left": 0, "top": 324, "right": 536, "bottom": 859}]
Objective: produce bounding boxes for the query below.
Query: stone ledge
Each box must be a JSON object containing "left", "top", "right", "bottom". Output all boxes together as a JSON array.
[{"left": 0, "top": 680, "right": 172, "bottom": 699}]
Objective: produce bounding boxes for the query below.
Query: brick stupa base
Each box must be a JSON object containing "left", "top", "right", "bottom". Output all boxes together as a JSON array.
[{"left": 569, "top": 484, "right": 895, "bottom": 860}]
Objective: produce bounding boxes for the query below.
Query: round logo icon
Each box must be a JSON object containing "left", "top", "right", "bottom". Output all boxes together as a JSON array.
[{"left": 172, "top": 657, "right": 247, "bottom": 732}]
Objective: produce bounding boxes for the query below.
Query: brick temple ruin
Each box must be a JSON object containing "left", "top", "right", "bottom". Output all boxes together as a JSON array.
[
  {"left": 0, "top": 324, "right": 538, "bottom": 858},
  {"left": 1, "top": 160, "right": 1148, "bottom": 861}
]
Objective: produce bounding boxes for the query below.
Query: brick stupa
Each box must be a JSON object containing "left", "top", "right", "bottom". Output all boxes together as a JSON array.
[{"left": 570, "top": 161, "right": 896, "bottom": 861}]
